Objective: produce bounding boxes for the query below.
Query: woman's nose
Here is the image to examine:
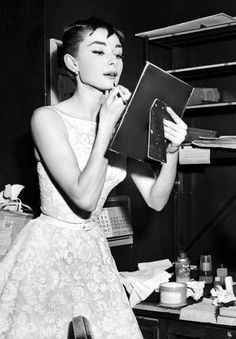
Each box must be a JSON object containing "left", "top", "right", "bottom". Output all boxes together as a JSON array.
[{"left": 108, "top": 54, "right": 117, "bottom": 66}]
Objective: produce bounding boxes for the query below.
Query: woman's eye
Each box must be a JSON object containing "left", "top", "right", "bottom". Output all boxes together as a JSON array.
[
  {"left": 92, "top": 50, "right": 104, "bottom": 55},
  {"left": 116, "top": 54, "right": 124, "bottom": 60}
]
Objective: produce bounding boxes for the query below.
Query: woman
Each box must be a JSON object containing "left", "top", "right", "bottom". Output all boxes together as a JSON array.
[{"left": 0, "top": 17, "right": 187, "bottom": 339}]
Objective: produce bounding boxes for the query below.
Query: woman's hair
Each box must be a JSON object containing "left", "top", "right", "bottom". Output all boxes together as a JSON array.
[{"left": 62, "top": 17, "right": 124, "bottom": 76}]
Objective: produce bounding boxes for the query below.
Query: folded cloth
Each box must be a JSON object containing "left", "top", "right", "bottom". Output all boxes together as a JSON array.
[
  {"left": 120, "top": 259, "right": 172, "bottom": 307},
  {"left": 180, "top": 298, "right": 217, "bottom": 324}
]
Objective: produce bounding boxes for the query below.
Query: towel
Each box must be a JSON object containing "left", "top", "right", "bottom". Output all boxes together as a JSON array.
[{"left": 120, "top": 259, "right": 172, "bottom": 307}]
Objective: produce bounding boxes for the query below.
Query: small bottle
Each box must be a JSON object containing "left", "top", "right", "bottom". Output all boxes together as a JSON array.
[
  {"left": 175, "top": 251, "right": 190, "bottom": 283},
  {"left": 216, "top": 264, "right": 228, "bottom": 287},
  {"left": 214, "top": 276, "right": 221, "bottom": 290},
  {"left": 199, "top": 253, "right": 213, "bottom": 284}
]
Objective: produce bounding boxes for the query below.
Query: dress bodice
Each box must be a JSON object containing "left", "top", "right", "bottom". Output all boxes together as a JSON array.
[{"left": 38, "top": 108, "right": 127, "bottom": 223}]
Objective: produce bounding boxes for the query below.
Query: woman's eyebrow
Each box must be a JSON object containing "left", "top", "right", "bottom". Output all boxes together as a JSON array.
[
  {"left": 88, "top": 41, "right": 122, "bottom": 48},
  {"left": 88, "top": 41, "right": 106, "bottom": 46}
]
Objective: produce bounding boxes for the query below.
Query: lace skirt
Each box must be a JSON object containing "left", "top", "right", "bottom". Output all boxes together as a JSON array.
[{"left": 0, "top": 214, "right": 143, "bottom": 339}]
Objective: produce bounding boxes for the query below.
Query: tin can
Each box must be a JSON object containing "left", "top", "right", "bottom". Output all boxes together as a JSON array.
[{"left": 160, "top": 282, "right": 187, "bottom": 307}]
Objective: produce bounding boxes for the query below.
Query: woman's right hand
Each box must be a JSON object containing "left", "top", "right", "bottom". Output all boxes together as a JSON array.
[{"left": 99, "top": 85, "right": 131, "bottom": 136}]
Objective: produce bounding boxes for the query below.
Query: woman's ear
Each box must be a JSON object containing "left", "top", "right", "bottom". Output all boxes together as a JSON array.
[{"left": 64, "top": 54, "right": 79, "bottom": 75}]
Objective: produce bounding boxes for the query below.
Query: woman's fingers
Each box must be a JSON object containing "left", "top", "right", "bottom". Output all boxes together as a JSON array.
[
  {"left": 166, "top": 106, "right": 186, "bottom": 127},
  {"left": 163, "top": 111, "right": 187, "bottom": 147},
  {"left": 117, "top": 85, "right": 132, "bottom": 104},
  {"left": 102, "top": 84, "right": 131, "bottom": 107},
  {"left": 164, "top": 119, "right": 187, "bottom": 133},
  {"left": 104, "top": 87, "right": 120, "bottom": 105}
]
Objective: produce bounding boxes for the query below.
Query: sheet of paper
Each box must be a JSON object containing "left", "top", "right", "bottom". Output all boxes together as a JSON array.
[
  {"left": 179, "top": 146, "right": 210, "bottom": 164},
  {"left": 138, "top": 259, "right": 173, "bottom": 271}
]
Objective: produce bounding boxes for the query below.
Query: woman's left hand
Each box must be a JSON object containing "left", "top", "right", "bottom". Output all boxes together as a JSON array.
[{"left": 163, "top": 106, "right": 187, "bottom": 154}]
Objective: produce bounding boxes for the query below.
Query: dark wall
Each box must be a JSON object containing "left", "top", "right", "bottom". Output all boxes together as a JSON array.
[{"left": 0, "top": 0, "right": 45, "bottom": 209}]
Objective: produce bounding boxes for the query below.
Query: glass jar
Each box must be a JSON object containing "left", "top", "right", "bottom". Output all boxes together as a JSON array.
[
  {"left": 175, "top": 251, "right": 190, "bottom": 283},
  {"left": 199, "top": 254, "right": 213, "bottom": 284}
]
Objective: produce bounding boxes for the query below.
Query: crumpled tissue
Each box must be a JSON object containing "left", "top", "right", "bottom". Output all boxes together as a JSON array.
[
  {"left": 211, "top": 286, "right": 236, "bottom": 306},
  {"left": 186, "top": 280, "right": 205, "bottom": 301},
  {"left": 120, "top": 259, "right": 172, "bottom": 307}
]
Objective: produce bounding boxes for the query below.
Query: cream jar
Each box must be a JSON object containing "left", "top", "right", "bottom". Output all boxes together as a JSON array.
[{"left": 160, "top": 282, "right": 187, "bottom": 307}]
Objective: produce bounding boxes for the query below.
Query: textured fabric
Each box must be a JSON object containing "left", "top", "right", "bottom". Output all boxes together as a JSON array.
[{"left": 0, "top": 109, "right": 143, "bottom": 339}]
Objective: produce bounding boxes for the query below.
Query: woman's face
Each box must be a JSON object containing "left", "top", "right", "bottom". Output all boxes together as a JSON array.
[{"left": 75, "top": 28, "right": 124, "bottom": 91}]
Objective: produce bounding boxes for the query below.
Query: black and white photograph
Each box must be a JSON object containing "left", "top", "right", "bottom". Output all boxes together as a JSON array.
[{"left": 1, "top": 1, "right": 236, "bottom": 338}]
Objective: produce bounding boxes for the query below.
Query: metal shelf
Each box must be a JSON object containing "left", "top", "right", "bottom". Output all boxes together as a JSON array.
[
  {"left": 136, "top": 21, "right": 236, "bottom": 46},
  {"left": 168, "top": 61, "right": 236, "bottom": 78},
  {"left": 187, "top": 102, "right": 236, "bottom": 110}
]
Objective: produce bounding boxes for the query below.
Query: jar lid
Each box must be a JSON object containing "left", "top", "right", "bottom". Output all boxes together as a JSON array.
[
  {"left": 160, "top": 282, "right": 187, "bottom": 291},
  {"left": 178, "top": 251, "right": 188, "bottom": 260}
]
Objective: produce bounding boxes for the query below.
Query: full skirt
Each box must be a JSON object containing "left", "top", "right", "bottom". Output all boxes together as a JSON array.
[{"left": 0, "top": 215, "right": 143, "bottom": 339}]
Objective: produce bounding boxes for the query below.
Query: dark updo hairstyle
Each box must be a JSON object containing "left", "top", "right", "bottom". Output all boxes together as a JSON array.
[{"left": 62, "top": 17, "right": 125, "bottom": 77}]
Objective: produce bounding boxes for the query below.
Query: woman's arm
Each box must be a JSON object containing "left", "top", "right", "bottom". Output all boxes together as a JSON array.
[
  {"left": 31, "top": 87, "right": 130, "bottom": 213},
  {"left": 129, "top": 107, "right": 187, "bottom": 211}
]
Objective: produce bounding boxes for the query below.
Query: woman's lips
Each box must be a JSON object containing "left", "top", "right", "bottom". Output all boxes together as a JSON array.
[{"left": 103, "top": 72, "right": 117, "bottom": 80}]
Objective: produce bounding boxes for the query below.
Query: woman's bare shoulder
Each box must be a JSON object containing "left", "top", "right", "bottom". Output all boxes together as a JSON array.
[
  {"left": 32, "top": 105, "right": 59, "bottom": 119},
  {"left": 31, "top": 105, "right": 65, "bottom": 129}
]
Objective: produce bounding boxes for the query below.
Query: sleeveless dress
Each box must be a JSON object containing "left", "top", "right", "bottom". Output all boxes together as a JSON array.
[{"left": 0, "top": 108, "right": 143, "bottom": 339}]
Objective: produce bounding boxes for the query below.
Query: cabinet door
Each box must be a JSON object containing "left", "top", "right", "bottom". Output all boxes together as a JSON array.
[
  {"left": 204, "top": 326, "right": 236, "bottom": 339},
  {"left": 159, "top": 319, "right": 203, "bottom": 339},
  {"left": 136, "top": 316, "right": 160, "bottom": 339}
]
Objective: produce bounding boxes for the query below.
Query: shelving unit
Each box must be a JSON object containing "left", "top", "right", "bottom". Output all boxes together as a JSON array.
[
  {"left": 134, "top": 15, "right": 236, "bottom": 338},
  {"left": 168, "top": 62, "right": 236, "bottom": 111},
  {"left": 137, "top": 22, "right": 236, "bottom": 115},
  {"left": 135, "top": 15, "right": 236, "bottom": 275}
]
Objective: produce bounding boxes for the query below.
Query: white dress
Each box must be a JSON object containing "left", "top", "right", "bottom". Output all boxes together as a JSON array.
[{"left": 0, "top": 108, "right": 143, "bottom": 339}]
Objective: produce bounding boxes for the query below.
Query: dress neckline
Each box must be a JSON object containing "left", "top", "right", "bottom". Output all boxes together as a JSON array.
[{"left": 49, "top": 106, "right": 97, "bottom": 125}]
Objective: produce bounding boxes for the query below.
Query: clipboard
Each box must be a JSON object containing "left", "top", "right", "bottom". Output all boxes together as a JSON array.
[{"left": 108, "top": 61, "right": 193, "bottom": 163}]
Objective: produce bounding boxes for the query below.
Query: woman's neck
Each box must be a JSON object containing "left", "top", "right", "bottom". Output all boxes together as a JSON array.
[
  {"left": 70, "top": 85, "right": 104, "bottom": 122},
  {"left": 56, "top": 84, "right": 104, "bottom": 122}
]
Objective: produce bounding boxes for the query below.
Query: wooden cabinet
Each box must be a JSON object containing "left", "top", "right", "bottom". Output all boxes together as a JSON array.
[
  {"left": 159, "top": 319, "right": 236, "bottom": 339},
  {"left": 135, "top": 17, "right": 236, "bottom": 270},
  {"left": 136, "top": 316, "right": 160, "bottom": 339},
  {"left": 134, "top": 302, "right": 236, "bottom": 339}
]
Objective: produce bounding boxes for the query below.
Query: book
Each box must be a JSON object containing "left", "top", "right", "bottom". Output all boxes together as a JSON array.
[{"left": 108, "top": 61, "right": 193, "bottom": 163}]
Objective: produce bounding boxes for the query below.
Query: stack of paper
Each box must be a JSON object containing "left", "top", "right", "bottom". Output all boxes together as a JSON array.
[
  {"left": 219, "top": 306, "right": 236, "bottom": 318},
  {"left": 218, "top": 305, "right": 236, "bottom": 325},
  {"left": 180, "top": 298, "right": 217, "bottom": 323},
  {"left": 192, "top": 136, "right": 236, "bottom": 149}
]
